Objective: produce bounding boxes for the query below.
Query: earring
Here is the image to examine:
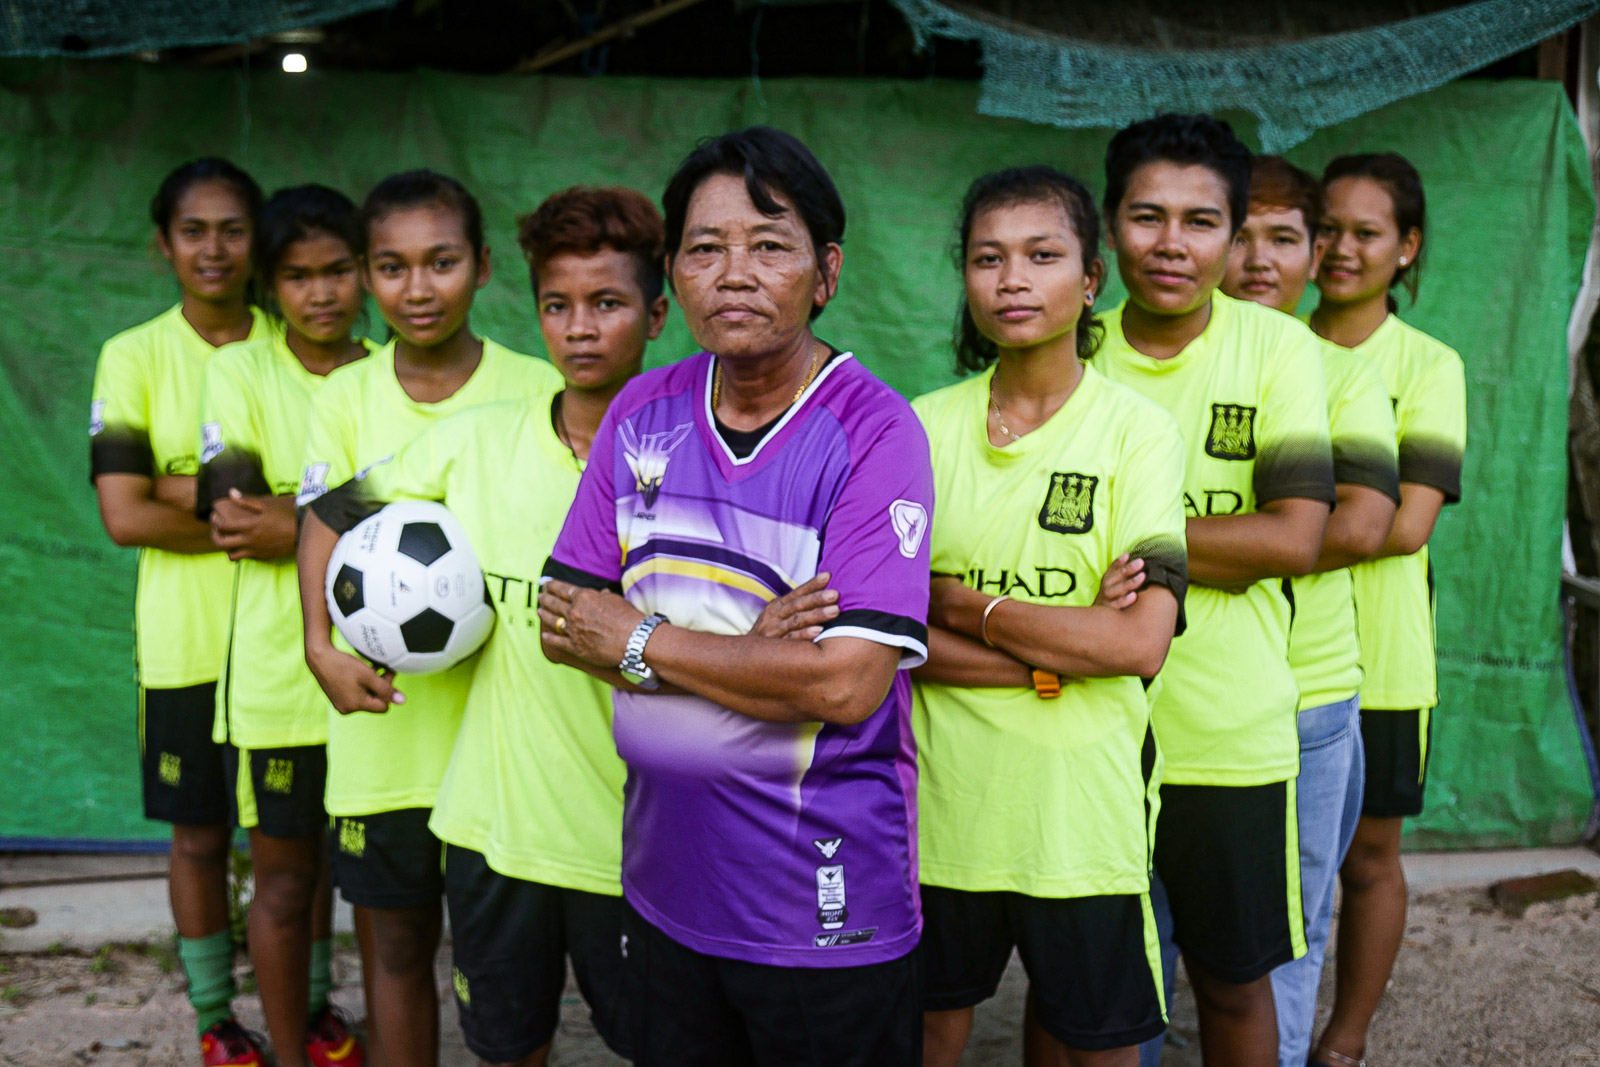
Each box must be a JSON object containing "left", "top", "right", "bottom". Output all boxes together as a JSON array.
[
  {"left": 1085, "top": 292, "right": 1094, "bottom": 304},
  {"left": 1399, "top": 257, "right": 1409, "bottom": 266}
]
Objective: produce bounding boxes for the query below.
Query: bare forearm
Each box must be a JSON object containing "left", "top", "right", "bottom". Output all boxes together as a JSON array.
[
  {"left": 297, "top": 510, "right": 339, "bottom": 654},
  {"left": 644, "top": 626, "right": 896, "bottom": 725},
  {"left": 1311, "top": 485, "right": 1396, "bottom": 573},
  {"left": 913, "top": 626, "right": 1032, "bottom": 688},
  {"left": 1186, "top": 509, "right": 1325, "bottom": 584},
  {"left": 1374, "top": 484, "right": 1445, "bottom": 559},
  {"left": 95, "top": 481, "right": 218, "bottom": 553},
  {"left": 945, "top": 594, "right": 1175, "bottom": 678}
]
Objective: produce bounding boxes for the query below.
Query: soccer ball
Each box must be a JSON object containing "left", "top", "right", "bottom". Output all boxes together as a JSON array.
[{"left": 325, "top": 499, "right": 495, "bottom": 674}]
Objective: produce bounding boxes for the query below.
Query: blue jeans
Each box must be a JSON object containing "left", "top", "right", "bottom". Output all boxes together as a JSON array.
[{"left": 1270, "top": 694, "right": 1364, "bottom": 1067}]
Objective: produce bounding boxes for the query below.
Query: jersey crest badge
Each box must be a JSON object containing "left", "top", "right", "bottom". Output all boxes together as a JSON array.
[
  {"left": 621, "top": 421, "right": 693, "bottom": 510},
  {"left": 1205, "top": 403, "right": 1257, "bottom": 460},
  {"left": 1038, "top": 473, "right": 1097, "bottom": 534}
]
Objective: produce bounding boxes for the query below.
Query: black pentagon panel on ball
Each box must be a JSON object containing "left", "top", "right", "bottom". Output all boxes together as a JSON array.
[
  {"left": 333, "top": 564, "right": 365, "bottom": 616},
  {"left": 400, "top": 607, "right": 455, "bottom": 653},
  {"left": 397, "top": 521, "right": 452, "bottom": 566}
]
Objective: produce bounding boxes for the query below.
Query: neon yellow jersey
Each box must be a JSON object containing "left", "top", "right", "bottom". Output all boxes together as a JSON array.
[
  {"left": 1288, "top": 341, "right": 1400, "bottom": 710},
  {"left": 90, "top": 304, "right": 267, "bottom": 689},
  {"left": 911, "top": 365, "right": 1187, "bottom": 897},
  {"left": 1344, "top": 315, "right": 1466, "bottom": 710},
  {"left": 299, "top": 338, "right": 561, "bottom": 817},
  {"left": 346, "top": 397, "right": 624, "bottom": 894},
  {"left": 199, "top": 327, "right": 376, "bottom": 748},
  {"left": 1098, "top": 294, "right": 1335, "bottom": 786}
]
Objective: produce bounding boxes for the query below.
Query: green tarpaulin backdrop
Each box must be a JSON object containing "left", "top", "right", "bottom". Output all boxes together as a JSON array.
[{"left": 0, "top": 61, "right": 1592, "bottom": 848}]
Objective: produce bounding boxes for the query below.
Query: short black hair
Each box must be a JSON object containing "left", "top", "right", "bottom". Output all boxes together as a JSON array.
[
  {"left": 359, "top": 169, "right": 485, "bottom": 264},
  {"left": 953, "top": 166, "right": 1105, "bottom": 374},
  {"left": 150, "top": 157, "right": 263, "bottom": 236},
  {"left": 255, "top": 185, "right": 361, "bottom": 319},
  {"left": 661, "top": 126, "right": 845, "bottom": 321},
  {"left": 1103, "top": 114, "right": 1253, "bottom": 235}
]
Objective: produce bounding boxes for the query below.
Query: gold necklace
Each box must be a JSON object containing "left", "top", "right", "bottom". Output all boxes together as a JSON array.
[
  {"left": 713, "top": 342, "right": 823, "bottom": 412},
  {"left": 988, "top": 379, "right": 1023, "bottom": 443}
]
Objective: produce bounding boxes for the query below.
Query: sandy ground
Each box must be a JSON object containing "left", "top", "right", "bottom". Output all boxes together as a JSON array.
[{"left": 1, "top": 886, "right": 1597, "bottom": 1066}]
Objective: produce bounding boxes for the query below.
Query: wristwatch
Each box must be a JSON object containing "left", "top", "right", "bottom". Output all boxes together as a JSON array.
[{"left": 619, "top": 613, "right": 670, "bottom": 690}]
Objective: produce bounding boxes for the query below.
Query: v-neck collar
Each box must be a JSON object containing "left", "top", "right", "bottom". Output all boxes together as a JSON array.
[{"left": 695, "top": 350, "right": 855, "bottom": 475}]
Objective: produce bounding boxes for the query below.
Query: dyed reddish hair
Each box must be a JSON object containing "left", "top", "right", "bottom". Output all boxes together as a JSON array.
[
  {"left": 516, "top": 186, "right": 665, "bottom": 302},
  {"left": 1248, "top": 155, "right": 1322, "bottom": 236}
]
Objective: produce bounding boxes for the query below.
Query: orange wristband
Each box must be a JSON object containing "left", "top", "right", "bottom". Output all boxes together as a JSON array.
[{"left": 1032, "top": 669, "right": 1061, "bottom": 699}]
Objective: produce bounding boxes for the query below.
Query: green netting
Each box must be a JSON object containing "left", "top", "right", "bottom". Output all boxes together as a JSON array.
[
  {"left": 890, "top": 0, "right": 1600, "bottom": 151},
  {"left": 0, "top": 1, "right": 393, "bottom": 58},
  {"left": 0, "top": 61, "right": 1591, "bottom": 848}
]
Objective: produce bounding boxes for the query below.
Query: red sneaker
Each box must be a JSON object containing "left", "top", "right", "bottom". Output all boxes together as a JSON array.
[
  {"left": 305, "top": 1005, "right": 366, "bottom": 1067},
  {"left": 199, "top": 1019, "right": 265, "bottom": 1066}
]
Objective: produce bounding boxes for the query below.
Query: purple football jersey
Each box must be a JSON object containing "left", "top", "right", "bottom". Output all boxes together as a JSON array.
[{"left": 547, "top": 351, "right": 933, "bottom": 967}]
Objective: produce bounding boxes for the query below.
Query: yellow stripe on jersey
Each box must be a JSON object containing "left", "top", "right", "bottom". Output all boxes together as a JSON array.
[
  {"left": 621, "top": 558, "right": 779, "bottom": 604},
  {"left": 912, "top": 364, "right": 1187, "bottom": 898},
  {"left": 301, "top": 338, "right": 562, "bottom": 818},
  {"left": 1098, "top": 294, "right": 1335, "bottom": 787},
  {"left": 1342, "top": 315, "right": 1466, "bottom": 711},
  {"left": 362, "top": 398, "right": 626, "bottom": 895},
  {"left": 90, "top": 304, "right": 266, "bottom": 688}
]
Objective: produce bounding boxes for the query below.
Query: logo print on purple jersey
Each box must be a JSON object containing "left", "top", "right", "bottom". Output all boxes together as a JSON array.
[
  {"left": 888, "top": 499, "right": 928, "bottom": 559},
  {"left": 620, "top": 420, "right": 693, "bottom": 509}
]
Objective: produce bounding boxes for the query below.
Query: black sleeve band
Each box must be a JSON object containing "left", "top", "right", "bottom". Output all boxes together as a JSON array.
[
  {"left": 196, "top": 450, "right": 272, "bottom": 520},
  {"left": 89, "top": 428, "right": 155, "bottom": 484},
  {"left": 1332, "top": 438, "right": 1401, "bottom": 503},
  {"left": 543, "top": 556, "right": 623, "bottom": 594},
  {"left": 819, "top": 608, "right": 929, "bottom": 651},
  {"left": 307, "top": 479, "right": 382, "bottom": 535},
  {"left": 1253, "top": 436, "right": 1337, "bottom": 507},
  {"left": 1398, "top": 437, "right": 1463, "bottom": 504},
  {"left": 1127, "top": 535, "right": 1188, "bottom": 638}
]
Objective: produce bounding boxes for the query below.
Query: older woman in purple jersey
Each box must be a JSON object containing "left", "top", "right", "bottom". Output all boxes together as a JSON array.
[{"left": 539, "top": 126, "right": 932, "bottom": 1067}]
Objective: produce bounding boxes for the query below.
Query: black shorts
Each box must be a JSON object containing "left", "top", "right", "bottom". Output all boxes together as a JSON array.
[
  {"left": 920, "top": 885, "right": 1165, "bottom": 1051},
  {"left": 444, "top": 846, "right": 629, "bottom": 1061},
  {"left": 226, "top": 745, "right": 327, "bottom": 839},
  {"left": 330, "top": 808, "right": 443, "bottom": 909},
  {"left": 139, "top": 684, "right": 232, "bottom": 826},
  {"left": 1360, "top": 709, "right": 1431, "bottom": 818},
  {"left": 621, "top": 900, "right": 921, "bottom": 1067},
  {"left": 1152, "top": 781, "right": 1303, "bottom": 984}
]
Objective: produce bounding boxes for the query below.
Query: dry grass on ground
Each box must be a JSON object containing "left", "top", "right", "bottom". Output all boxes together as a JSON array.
[{"left": 0, "top": 888, "right": 1597, "bottom": 1066}]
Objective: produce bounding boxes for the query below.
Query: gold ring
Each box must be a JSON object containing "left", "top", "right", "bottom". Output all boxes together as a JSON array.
[{"left": 555, "top": 616, "right": 567, "bottom": 633}]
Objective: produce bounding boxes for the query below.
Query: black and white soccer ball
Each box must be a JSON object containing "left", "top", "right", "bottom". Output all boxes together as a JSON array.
[{"left": 325, "top": 499, "right": 495, "bottom": 674}]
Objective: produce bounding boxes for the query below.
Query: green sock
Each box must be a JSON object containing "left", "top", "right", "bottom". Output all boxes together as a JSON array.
[
  {"left": 177, "top": 930, "right": 237, "bottom": 1035},
  {"left": 308, "top": 937, "right": 333, "bottom": 1017}
]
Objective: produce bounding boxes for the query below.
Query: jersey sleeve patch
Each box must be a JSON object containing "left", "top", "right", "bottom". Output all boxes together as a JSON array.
[
  {"left": 1253, "top": 434, "right": 1336, "bottom": 506},
  {"left": 816, "top": 607, "right": 929, "bottom": 668},
  {"left": 1397, "top": 436, "right": 1463, "bottom": 504}
]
